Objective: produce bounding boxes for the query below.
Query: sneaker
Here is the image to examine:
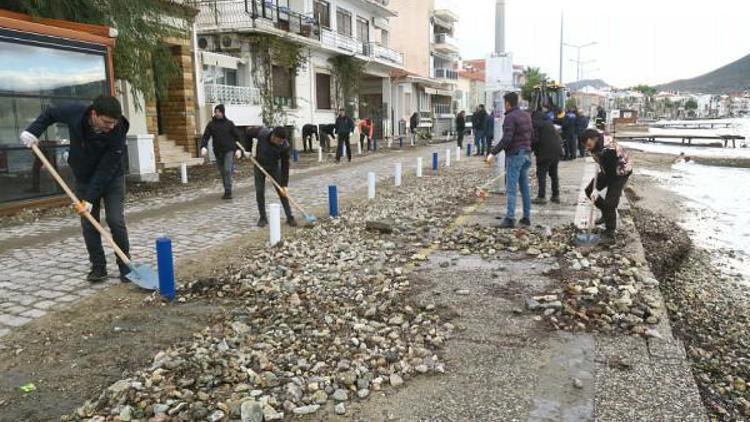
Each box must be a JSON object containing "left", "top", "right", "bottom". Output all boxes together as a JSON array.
[
  {"left": 551, "top": 196, "right": 561, "bottom": 204},
  {"left": 257, "top": 217, "right": 268, "bottom": 227},
  {"left": 87, "top": 267, "right": 107, "bottom": 283},
  {"left": 222, "top": 192, "right": 233, "bottom": 200},
  {"left": 287, "top": 217, "right": 298, "bottom": 227},
  {"left": 498, "top": 218, "right": 515, "bottom": 229},
  {"left": 532, "top": 197, "right": 547, "bottom": 205},
  {"left": 519, "top": 217, "right": 531, "bottom": 227}
]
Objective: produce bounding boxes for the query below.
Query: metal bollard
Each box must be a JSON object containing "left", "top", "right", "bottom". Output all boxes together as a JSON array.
[
  {"left": 395, "top": 162, "right": 402, "bottom": 186},
  {"left": 445, "top": 148, "right": 451, "bottom": 167},
  {"left": 269, "top": 204, "right": 281, "bottom": 246},
  {"left": 328, "top": 185, "right": 338, "bottom": 217},
  {"left": 180, "top": 163, "right": 187, "bottom": 184},
  {"left": 156, "top": 237, "right": 175, "bottom": 301},
  {"left": 367, "top": 172, "right": 376, "bottom": 199},
  {"left": 416, "top": 157, "right": 423, "bottom": 177},
  {"left": 432, "top": 152, "right": 438, "bottom": 172}
]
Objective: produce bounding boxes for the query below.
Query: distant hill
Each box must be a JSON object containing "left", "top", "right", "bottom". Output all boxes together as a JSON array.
[
  {"left": 566, "top": 79, "right": 611, "bottom": 91},
  {"left": 657, "top": 53, "right": 750, "bottom": 94}
]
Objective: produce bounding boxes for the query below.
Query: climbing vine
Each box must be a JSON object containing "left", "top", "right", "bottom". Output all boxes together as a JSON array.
[
  {"left": 249, "top": 34, "right": 307, "bottom": 126},
  {"left": 328, "top": 55, "right": 366, "bottom": 114}
]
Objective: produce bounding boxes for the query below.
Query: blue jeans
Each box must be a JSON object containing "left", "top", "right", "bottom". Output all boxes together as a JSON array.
[
  {"left": 215, "top": 151, "right": 235, "bottom": 193},
  {"left": 474, "top": 130, "right": 485, "bottom": 154},
  {"left": 505, "top": 150, "right": 532, "bottom": 220}
]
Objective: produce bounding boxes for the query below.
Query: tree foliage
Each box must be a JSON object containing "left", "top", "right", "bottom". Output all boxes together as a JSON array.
[
  {"left": 685, "top": 98, "right": 698, "bottom": 110},
  {"left": 631, "top": 84, "right": 657, "bottom": 97},
  {"left": 2, "top": 0, "right": 192, "bottom": 101},
  {"left": 328, "top": 55, "right": 366, "bottom": 114},
  {"left": 521, "top": 66, "right": 547, "bottom": 102}
]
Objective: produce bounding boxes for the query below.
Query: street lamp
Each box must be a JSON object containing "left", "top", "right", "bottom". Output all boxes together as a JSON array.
[{"left": 564, "top": 41, "right": 597, "bottom": 82}]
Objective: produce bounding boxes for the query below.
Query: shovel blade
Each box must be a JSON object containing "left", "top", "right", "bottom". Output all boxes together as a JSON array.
[
  {"left": 574, "top": 232, "right": 601, "bottom": 246},
  {"left": 303, "top": 214, "right": 317, "bottom": 224},
  {"left": 126, "top": 263, "right": 159, "bottom": 290}
]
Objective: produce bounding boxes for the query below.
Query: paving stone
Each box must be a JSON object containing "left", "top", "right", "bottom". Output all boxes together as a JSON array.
[
  {"left": 21, "top": 309, "right": 47, "bottom": 318},
  {"left": 36, "top": 290, "right": 65, "bottom": 299},
  {"left": 33, "top": 300, "right": 57, "bottom": 310},
  {"left": 56, "top": 295, "right": 80, "bottom": 303},
  {"left": 0, "top": 314, "right": 31, "bottom": 327},
  {"left": 4, "top": 305, "right": 26, "bottom": 315},
  {"left": 0, "top": 328, "right": 9, "bottom": 337}
]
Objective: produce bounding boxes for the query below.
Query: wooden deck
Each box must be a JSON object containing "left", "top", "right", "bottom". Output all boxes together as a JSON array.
[{"left": 614, "top": 132, "right": 746, "bottom": 148}]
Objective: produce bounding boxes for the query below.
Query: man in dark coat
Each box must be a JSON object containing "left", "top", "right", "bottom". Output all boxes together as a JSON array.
[
  {"left": 200, "top": 104, "right": 241, "bottom": 199},
  {"left": 334, "top": 108, "right": 354, "bottom": 162},
  {"left": 246, "top": 126, "right": 296, "bottom": 228},
  {"left": 22, "top": 95, "right": 132, "bottom": 283},
  {"left": 472, "top": 105, "right": 488, "bottom": 155},
  {"left": 409, "top": 112, "right": 419, "bottom": 146},
  {"left": 561, "top": 108, "right": 578, "bottom": 160},
  {"left": 531, "top": 111, "right": 563, "bottom": 204},
  {"left": 575, "top": 111, "right": 590, "bottom": 158},
  {"left": 484, "top": 110, "right": 495, "bottom": 156},
  {"left": 455, "top": 111, "right": 466, "bottom": 148}
]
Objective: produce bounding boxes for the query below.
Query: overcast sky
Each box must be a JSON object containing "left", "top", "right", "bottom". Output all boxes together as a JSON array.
[{"left": 447, "top": 0, "right": 750, "bottom": 88}]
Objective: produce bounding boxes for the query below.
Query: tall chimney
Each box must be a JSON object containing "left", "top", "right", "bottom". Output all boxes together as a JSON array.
[{"left": 495, "top": 0, "right": 505, "bottom": 53}]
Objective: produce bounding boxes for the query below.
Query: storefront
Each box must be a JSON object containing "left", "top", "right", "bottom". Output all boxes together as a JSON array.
[{"left": 0, "top": 10, "right": 115, "bottom": 211}]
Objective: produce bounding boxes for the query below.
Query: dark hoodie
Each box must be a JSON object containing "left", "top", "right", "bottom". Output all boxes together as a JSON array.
[
  {"left": 26, "top": 102, "right": 130, "bottom": 203},
  {"left": 531, "top": 112, "right": 563, "bottom": 162},
  {"left": 201, "top": 105, "right": 240, "bottom": 155}
]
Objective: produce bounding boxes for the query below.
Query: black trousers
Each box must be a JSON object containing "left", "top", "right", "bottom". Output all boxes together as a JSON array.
[
  {"left": 359, "top": 133, "right": 372, "bottom": 151},
  {"left": 254, "top": 166, "right": 293, "bottom": 220},
  {"left": 457, "top": 130, "right": 464, "bottom": 148},
  {"left": 75, "top": 175, "right": 130, "bottom": 275},
  {"left": 585, "top": 173, "right": 630, "bottom": 232},
  {"left": 536, "top": 159, "right": 559, "bottom": 199},
  {"left": 336, "top": 133, "right": 352, "bottom": 162}
]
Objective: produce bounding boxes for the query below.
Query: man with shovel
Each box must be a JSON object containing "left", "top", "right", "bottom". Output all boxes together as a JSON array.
[
  {"left": 20, "top": 96, "right": 132, "bottom": 283},
  {"left": 246, "top": 127, "right": 297, "bottom": 228}
]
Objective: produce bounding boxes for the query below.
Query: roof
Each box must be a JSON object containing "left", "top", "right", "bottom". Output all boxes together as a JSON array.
[{"left": 459, "top": 70, "right": 484, "bottom": 82}]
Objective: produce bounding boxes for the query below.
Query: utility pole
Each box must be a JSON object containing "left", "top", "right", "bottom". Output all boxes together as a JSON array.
[{"left": 558, "top": 12, "right": 563, "bottom": 83}]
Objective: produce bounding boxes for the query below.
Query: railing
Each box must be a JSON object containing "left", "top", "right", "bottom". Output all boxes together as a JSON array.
[
  {"left": 195, "top": 0, "right": 321, "bottom": 41},
  {"left": 434, "top": 33, "right": 458, "bottom": 49},
  {"left": 204, "top": 83, "right": 261, "bottom": 105},
  {"left": 365, "top": 42, "right": 404, "bottom": 66},
  {"left": 320, "top": 29, "right": 365, "bottom": 54},
  {"left": 433, "top": 103, "right": 453, "bottom": 115},
  {"left": 434, "top": 68, "right": 458, "bottom": 80}
]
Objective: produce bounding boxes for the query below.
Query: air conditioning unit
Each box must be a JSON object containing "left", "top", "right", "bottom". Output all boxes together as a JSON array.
[
  {"left": 197, "top": 36, "right": 217, "bottom": 51},
  {"left": 220, "top": 34, "right": 242, "bottom": 51}
]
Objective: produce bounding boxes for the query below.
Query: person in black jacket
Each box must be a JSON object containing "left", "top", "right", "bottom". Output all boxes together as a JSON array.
[
  {"left": 334, "top": 108, "right": 354, "bottom": 162},
  {"left": 21, "top": 96, "right": 131, "bottom": 283},
  {"left": 472, "top": 105, "right": 487, "bottom": 155},
  {"left": 247, "top": 126, "right": 296, "bottom": 227},
  {"left": 575, "top": 111, "right": 590, "bottom": 158},
  {"left": 409, "top": 112, "right": 419, "bottom": 146},
  {"left": 455, "top": 111, "right": 466, "bottom": 148},
  {"left": 581, "top": 128, "right": 633, "bottom": 244},
  {"left": 531, "top": 111, "right": 563, "bottom": 204},
  {"left": 200, "top": 104, "right": 241, "bottom": 199}
]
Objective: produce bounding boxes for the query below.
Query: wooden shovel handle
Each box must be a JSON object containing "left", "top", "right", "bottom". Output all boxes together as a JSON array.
[
  {"left": 236, "top": 141, "right": 310, "bottom": 216},
  {"left": 30, "top": 143, "right": 131, "bottom": 266}
]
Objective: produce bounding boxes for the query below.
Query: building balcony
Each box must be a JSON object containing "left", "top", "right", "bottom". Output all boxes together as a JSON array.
[
  {"left": 196, "top": 0, "right": 320, "bottom": 43},
  {"left": 320, "top": 29, "right": 366, "bottom": 55},
  {"left": 433, "top": 8, "right": 459, "bottom": 23},
  {"left": 350, "top": 0, "right": 398, "bottom": 17},
  {"left": 432, "top": 103, "right": 453, "bottom": 116},
  {"left": 204, "top": 83, "right": 261, "bottom": 105},
  {"left": 434, "top": 68, "right": 458, "bottom": 81},
  {"left": 365, "top": 42, "right": 404, "bottom": 66},
  {"left": 432, "top": 33, "right": 459, "bottom": 55}
]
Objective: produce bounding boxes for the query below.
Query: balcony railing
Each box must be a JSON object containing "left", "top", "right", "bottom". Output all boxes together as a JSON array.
[
  {"left": 196, "top": 0, "right": 320, "bottom": 41},
  {"left": 365, "top": 42, "right": 404, "bottom": 66},
  {"left": 204, "top": 83, "right": 261, "bottom": 105},
  {"left": 320, "top": 29, "right": 365, "bottom": 54},
  {"left": 434, "top": 33, "right": 458, "bottom": 49},
  {"left": 433, "top": 103, "right": 453, "bottom": 115},
  {"left": 434, "top": 68, "right": 458, "bottom": 80}
]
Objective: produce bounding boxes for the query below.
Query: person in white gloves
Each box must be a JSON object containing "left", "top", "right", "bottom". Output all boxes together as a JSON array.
[
  {"left": 200, "top": 104, "right": 242, "bottom": 199},
  {"left": 23, "top": 95, "right": 132, "bottom": 283}
]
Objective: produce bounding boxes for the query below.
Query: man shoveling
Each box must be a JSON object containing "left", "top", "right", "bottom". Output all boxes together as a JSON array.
[{"left": 246, "top": 127, "right": 297, "bottom": 228}]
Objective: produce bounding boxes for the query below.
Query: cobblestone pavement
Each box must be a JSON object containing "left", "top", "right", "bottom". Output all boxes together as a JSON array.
[{"left": 0, "top": 144, "right": 458, "bottom": 338}]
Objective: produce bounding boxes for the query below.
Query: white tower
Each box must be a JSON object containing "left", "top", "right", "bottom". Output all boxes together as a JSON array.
[{"left": 495, "top": 0, "right": 506, "bottom": 54}]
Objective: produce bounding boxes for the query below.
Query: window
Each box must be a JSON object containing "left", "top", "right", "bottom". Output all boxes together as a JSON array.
[
  {"left": 381, "top": 29, "right": 389, "bottom": 47},
  {"left": 272, "top": 65, "right": 294, "bottom": 108},
  {"left": 336, "top": 8, "right": 352, "bottom": 37},
  {"left": 202, "top": 65, "right": 238, "bottom": 86},
  {"left": 313, "top": 0, "right": 330, "bottom": 28},
  {"left": 315, "top": 73, "right": 332, "bottom": 110},
  {"left": 356, "top": 17, "right": 369, "bottom": 42}
]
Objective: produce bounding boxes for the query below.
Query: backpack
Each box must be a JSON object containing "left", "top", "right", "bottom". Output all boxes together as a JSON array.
[{"left": 602, "top": 136, "right": 632, "bottom": 176}]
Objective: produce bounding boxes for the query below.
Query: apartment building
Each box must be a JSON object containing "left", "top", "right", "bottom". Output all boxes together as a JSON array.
[{"left": 194, "top": 0, "right": 405, "bottom": 143}]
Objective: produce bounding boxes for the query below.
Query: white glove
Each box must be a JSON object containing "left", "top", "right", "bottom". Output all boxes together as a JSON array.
[
  {"left": 20, "top": 131, "right": 39, "bottom": 148},
  {"left": 243, "top": 151, "right": 251, "bottom": 159},
  {"left": 200, "top": 147, "right": 208, "bottom": 157},
  {"left": 234, "top": 150, "right": 242, "bottom": 159},
  {"left": 73, "top": 200, "right": 93, "bottom": 215}
]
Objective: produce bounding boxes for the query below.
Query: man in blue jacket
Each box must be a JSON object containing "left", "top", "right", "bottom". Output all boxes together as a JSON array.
[{"left": 21, "top": 96, "right": 131, "bottom": 283}]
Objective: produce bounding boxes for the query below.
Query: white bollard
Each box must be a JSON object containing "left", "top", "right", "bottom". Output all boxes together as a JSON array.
[
  {"left": 367, "top": 172, "right": 376, "bottom": 199},
  {"left": 318, "top": 144, "right": 323, "bottom": 162},
  {"left": 456, "top": 146, "right": 461, "bottom": 161},
  {"left": 357, "top": 137, "right": 363, "bottom": 155},
  {"left": 269, "top": 204, "right": 281, "bottom": 246},
  {"left": 180, "top": 162, "right": 188, "bottom": 184},
  {"left": 343, "top": 138, "right": 349, "bottom": 160},
  {"left": 416, "top": 157, "right": 423, "bottom": 177},
  {"left": 387, "top": 137, "right": 392, "bottom": 149},
  {"left": 395, "top": 162, "right": 402, "bottom": 186},
  {"left": 445, "top": 148, "right": 451, "bottom": 167}
]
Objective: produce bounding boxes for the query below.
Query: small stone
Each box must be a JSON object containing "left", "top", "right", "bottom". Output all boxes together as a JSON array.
[
  {"left": 292, "top": 404, "right": 320, "bottom": 415},
  {"left": 389, "top": 374, "right": 404, "bottom": 387},
  {"left": 439, "top": 261, "right": 450, "bottom": 268},
  {"left": 332, "top": 389, "right": 348, "bottom": 401},
  {"left": 119, "top": 405, "right": 133, "bottom": 421},
  {"left": 526, "top": 247, "right": 542, "bottom": 255},
  {"left": 240, "top": 400, "right": 263, "bottom": 422},
  {"left": 526, "top": 298, "right": 541, "bottom": 311},
  {"left": 572, "top": 378, "right": 584, "bottom": 389},
  {"left": 455, "top": 289, "right": 470, "bottom": 295},
  {"left": 415, "top": 364, "right": 429, "bottom": 374},
  {"left": 208, "top": 410, "right": 225, "bottom": 422},
  {"left": 334, "top": 403, "right": 346, "bottom": 415},
  {"left": 311, "top": 390, "right": 328, "bottom": 404},
  {"left": 357, "top": 389, "right": 370, "bottom": 399},
  {"left": 366, "top": 220, "right": 394, "bottom": 233}
]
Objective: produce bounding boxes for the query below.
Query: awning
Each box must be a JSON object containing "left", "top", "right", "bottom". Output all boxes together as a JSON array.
[
  {"left": 201, "top": 51, "right": 243, "bottom": 70},
  {"left": 424, "top": 87, "right": 453, "bottom": 97}
]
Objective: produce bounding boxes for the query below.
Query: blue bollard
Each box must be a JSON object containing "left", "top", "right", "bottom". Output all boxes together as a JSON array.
[
  {"left": 328, "top": 185, "right": 338, "bottom": 217},
  {"left": 432, "top": 152, "right": 438, "bottom": 172},
  {"left": 373, "top": 138, "right": 378, "bottom": 152},
  {"left": 467, "top": 144, "right": 472, "bottom": 157},
  {"left": 399, "top": 136, "right": 403, "bottom": 149},
  {"left": 292, "top": 149, "right": 299, "bottom": 162},
  {"left": 156, "top": 237, "right": 175, "bottom": 301}
]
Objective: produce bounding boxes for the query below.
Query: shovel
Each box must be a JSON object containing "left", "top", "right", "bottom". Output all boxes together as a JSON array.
[
  {"left": 475, "top": 171, "right": 506, "bottom": 200},
  {"left": 30, "top": 143, "right": 159, "bottom": 290},
  {"left": 576, "top": 176, "right": 601, "bottom": 246},
  {"left": 235, "top": 142, "right": 317, "bottom": 224}
]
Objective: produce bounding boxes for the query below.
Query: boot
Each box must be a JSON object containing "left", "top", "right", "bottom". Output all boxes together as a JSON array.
[
  {"left": 595, "top": 216, "right": 605, "bottom": 226},
  {"left": 287, "top": 217, "right": 298, "bottom": 227},
  {"left": 497, "top": 218, "right": 515, "bottom": 229},
  {"left": 222, "top": 191, "right": 233, "bottom": 200},
  {"left": 519, "top": 217, "right": 531, "bottom": 227},
  {"left": 600, "top": 230, "right": 617, "bottom": 246},
  {"left": 550, "top": 195, "right": 560, "bottom": 204},
  {"left": 87, "top": 267, "right": 107, "bottom": 283},
  {"left": 257, "top": 217, "right": 268, "bottom": 227},
  {"left": 532, "top": 197, "right": 547, "bottom": 205}
]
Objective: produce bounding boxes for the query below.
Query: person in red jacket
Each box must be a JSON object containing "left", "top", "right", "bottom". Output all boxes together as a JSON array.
[{"left": 357, "top": 118, "right": 375, "bottom": 151}]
